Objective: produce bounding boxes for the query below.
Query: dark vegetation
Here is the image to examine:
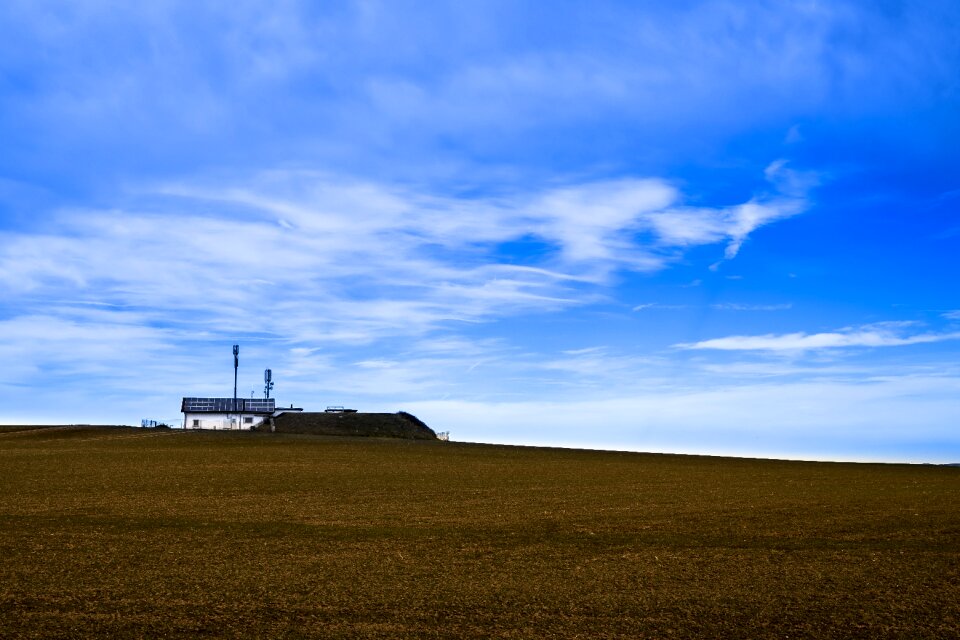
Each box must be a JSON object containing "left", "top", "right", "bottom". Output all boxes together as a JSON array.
[
  {"left": 255, "top": 411, "right": 437, "bottom": 440},
  {"left": 1, "top": 425, "right": 958, "bottom": 638}
]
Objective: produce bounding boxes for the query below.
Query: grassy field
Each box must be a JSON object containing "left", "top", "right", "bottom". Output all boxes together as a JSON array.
[{"left": 0, "top": 426, "right": 958, "bottom": 638}]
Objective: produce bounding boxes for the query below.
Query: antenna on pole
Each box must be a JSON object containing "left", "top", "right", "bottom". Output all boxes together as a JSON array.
[
  {"left": 264, "top": 369, "right": 273, "bottom": 399},
  {"left": 232, "top": 344, "right": 240, "bottom": 407}
]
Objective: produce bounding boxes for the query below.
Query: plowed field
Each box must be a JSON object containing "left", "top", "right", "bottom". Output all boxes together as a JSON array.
[{"left": 1, "top": 426, "right": 958, "bottom": 638}]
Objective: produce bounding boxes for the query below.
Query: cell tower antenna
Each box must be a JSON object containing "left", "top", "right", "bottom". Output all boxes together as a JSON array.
[
  {"left": 232, "top": 344, "right": 240, "bottom": 406},
  {"left": 264, "top": 368, "right": 274, "bottom": 399}
]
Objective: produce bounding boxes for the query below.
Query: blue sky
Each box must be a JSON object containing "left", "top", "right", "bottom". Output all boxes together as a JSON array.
[{"left": 1, "top": 1, "right": 959, "bottom": 461}]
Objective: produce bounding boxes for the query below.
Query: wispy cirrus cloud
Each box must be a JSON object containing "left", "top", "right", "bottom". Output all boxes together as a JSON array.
[
  {"left": 632, "top": 302, "right": 689, "bottom": 311},
  {"left": 677, "top": 322, "right": 960, "bottom": 352},
  {"left": 2, "top": 165, "right": 806, "bottom": 339},
  {"left": 711, "top": 303, "right": 793, "bottom": 312},
  {"left": 635, "top": 302, "right": 792, "bottom": 312},
  {"left": 3, "top": 2, "right": 952, "bottom": 166},
  {"left": 643, "top": 160, "right": 812, "bottom": 266}
]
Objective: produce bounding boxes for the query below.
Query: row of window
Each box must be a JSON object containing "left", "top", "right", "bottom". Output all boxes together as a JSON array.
[{"left": 190, "top": 416, "right": 257, "bottom": 428}]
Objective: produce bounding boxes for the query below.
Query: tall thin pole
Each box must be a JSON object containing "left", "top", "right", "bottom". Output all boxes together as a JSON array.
[{"left": 233, "top": 344, "right": 239, "bottom": 408}]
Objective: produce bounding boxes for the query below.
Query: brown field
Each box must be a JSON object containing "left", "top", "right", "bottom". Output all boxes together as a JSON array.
[{"left": 0, "top": 425, "right": 958, "bottom": 638}]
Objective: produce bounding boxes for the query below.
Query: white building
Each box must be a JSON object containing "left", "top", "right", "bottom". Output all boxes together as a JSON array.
[{"left": 181, "top": 397, "right": 276, "bottom": 430}]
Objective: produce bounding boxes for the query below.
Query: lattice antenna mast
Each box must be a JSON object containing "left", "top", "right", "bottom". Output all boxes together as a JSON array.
[
  {"left": 264, "top": 368, "right": 274, "bottom": 399},
  {"left": 232, "top": 344, "right": 240, "bottom": 407}
]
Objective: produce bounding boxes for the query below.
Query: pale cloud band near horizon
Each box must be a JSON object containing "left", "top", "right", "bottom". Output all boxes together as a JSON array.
[{"left": 677, "top": 323, "right": 960, "bottom": 352}]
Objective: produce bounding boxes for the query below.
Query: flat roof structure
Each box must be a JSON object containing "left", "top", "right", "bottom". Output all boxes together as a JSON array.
[{"left": 181, "top": 397, "right": 276, "bottom": 414}]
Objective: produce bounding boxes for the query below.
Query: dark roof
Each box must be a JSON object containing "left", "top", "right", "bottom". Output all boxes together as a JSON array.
[{"left": 181, "top": 397, "right": 276, "bottom": 413}]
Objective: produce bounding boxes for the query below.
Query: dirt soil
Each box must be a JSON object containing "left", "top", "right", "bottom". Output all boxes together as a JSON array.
[{"left": 0, "top": 425, "right": 958, "bottom": 638}]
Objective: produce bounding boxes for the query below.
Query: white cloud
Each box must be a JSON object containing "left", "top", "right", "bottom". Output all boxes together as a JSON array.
[
  {"left": 0, "top": 313, "right": 171, "bottom": 380},
  {"left": 632, "top": 303, "right": 689, "bottom": 311},
  {"left": 943, "top": 310, "right": 960, "bottom": 320},
  {"left": 711, "top": 303, "right": 792, "bottom": 311},
  {"left": 715, "top": 160, "right": 816, "bottom": 260},
  {"left": 645, "top": 207, "right": 727, "bottom": 246},
  {"left": 634, "top": 302, "right": 790, "bottom": 312},
  {"left": 722, "top": 183, "right": 809, "bottom": 259},
  {"left": 640, "top": 160, "right": 811, "bottom": 264},
  {"left": 1, "top": 167, "right": 805, "bottom": 338},
  {"left": 677, "top": 323, "right": 960, "bottom": 352},
  {"left": 537, "top": 348, "right": 663, "bottom": 383},
  {"left": 723, "top": 200, "right": 792, "bottom": 259},
  {"left": 528, "top": 178, "right": 676, "bottom": 265},
  {"left": 337, "top": 2, "right": 954, "bottom": 153}
]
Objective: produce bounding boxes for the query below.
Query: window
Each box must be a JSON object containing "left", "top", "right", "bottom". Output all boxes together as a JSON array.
[
  {"left": 192, "top": 419, "right": 200, "bottom": 428},
  {"left": 243, "top": 417, "right": 254, "bottom": 424}
]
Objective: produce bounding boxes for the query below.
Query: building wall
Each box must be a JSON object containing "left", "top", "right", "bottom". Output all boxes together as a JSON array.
[{"left": 183, "top": 412, "right": 267, "bottom": 430}]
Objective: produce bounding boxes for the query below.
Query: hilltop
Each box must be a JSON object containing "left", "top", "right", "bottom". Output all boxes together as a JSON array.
[{"left": 253, "top": 410, "right": 438, "bottom": 440}]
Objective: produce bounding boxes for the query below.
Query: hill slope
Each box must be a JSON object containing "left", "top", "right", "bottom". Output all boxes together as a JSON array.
[
  {"left": 255, "top": 410, "right": 438, "bottom": 439},
  {"left": 1, "top": 427, "right": 959, "bottom": 638}
]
